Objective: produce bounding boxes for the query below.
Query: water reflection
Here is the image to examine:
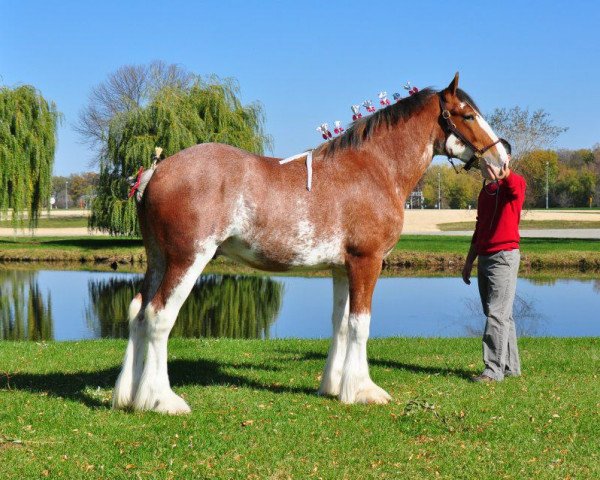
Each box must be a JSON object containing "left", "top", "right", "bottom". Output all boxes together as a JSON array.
[
  {"left": 85, "top": 275, "right": 284, "bottom": 339},
  {"left": 0, "top": 270, "right": 53, "bottom": 340},
  {"left": 1, "top": 269, "right": 599, "bottom": 341},
  {"left": 461, "top": 294, "right": 547, "bottom": 337}
]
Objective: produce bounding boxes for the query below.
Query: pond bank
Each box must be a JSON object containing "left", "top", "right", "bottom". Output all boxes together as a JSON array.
[{"left": 1, "top": 235, "right": 600, "bottom": 272}]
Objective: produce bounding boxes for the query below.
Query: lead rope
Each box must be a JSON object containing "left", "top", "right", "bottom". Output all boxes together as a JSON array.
[{"left": 279, "top": 150, "right": 314, "bottom": 191}]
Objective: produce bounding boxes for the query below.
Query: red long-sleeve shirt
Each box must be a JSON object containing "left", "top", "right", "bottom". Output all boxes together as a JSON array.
[{"left": 472, "top": 172, "right": 526, "bottom": 255}]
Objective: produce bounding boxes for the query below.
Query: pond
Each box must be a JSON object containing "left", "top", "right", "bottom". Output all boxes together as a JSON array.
[{"left": 1, "top": 268, "right": 599, "bottom": 341}]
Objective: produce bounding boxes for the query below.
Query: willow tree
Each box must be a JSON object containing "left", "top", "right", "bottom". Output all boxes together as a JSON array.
[
  {"left": 0, "top": 269, "right": 53, "bottom": 341},
  {"left": 0, "top": 85, "right": 60, "bottom": 227},
  {"left": 90, "top": 75, "right": 270, "bottom": 235}
]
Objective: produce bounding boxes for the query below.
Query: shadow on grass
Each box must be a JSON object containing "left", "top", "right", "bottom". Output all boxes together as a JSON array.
[
  {"left": 274, "top": 347, "right": 475, "bottom": 380},
  {"left": 0, "top": 237, "right": 143, "bottom": 249},
  {"left": 43, "top": 238, "right": 143, "bottom": 249},
  {"left": 0, "top": 358, "right": 315, "bottom": 410}
]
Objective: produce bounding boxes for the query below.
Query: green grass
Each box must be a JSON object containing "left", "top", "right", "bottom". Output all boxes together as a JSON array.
[
  {"left": 0, "top": 338, "right": 598, "bottom": 479},
  {"left": 0, "top": 236, "right": 145, "bottom": 263},
  {"left": 396, "top": 235, "right": 600, "bottom": 254},
  {"left": 439, "top": 220, "right": 600, "bottom": 231},
  {"left": 0, "top": 216, "right": 89, "bottom": 229}
]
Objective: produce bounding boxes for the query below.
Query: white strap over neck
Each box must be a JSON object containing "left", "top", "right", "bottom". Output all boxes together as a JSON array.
[{"left": 279, "top": 150, "right": 314, "bottom": 191}]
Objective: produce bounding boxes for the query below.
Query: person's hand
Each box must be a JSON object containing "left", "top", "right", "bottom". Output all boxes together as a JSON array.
[
  {"left": 495, "top": 162, "right": 510, "bottom": 180},
  {"left": 462, "top": 260, "right": 473, "bottom": 285},
  {"left": 480, "top": 160, "right": 510, "bottom": 181}
]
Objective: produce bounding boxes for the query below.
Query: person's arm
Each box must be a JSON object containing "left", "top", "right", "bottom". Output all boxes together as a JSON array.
[
  {"left": 462, "top": 212, "right": 479, "bottom": 285},
  {"left": 500, "top": 166, "right": 526, "bottom": 199},
  {"left": 462, "top": 242, "right": 477, "bottom": 285}
]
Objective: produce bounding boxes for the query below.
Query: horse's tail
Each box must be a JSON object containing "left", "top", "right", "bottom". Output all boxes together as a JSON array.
[
  {"left": 128, "top": 147, "right": 163, "bottom": 203},
  {"left": 131, "top": 168, "right": 156, "bottom": 203}
]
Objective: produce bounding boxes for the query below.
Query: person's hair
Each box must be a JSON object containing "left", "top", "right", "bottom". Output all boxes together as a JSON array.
[{"left": 499, "top": 138, "right": 512, "bottom": 155}]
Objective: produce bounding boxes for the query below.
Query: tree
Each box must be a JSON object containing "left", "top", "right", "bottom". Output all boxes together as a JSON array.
[
  {"left": 421, "top": 164, "right": 480, "bottom": 208},
  {"left": 90, "top": 74, "right": 271, "bottom": 235},
  {"left": 86, "top": 274, "right": 283, "bottom": 339},
  {"left": 52, "top": 172, "right": 99, "bottom": 209},
  {"left": 75, "top": 61, "right": 195, "bottom": 160},
  {"left": 0, "top": 85, "right": 60, "bottom": 226},
  {"left": 516, "top": 150, "right": 559, "bottom": 208},
  {"left": 487, "top": 107, "right": 567, "bottom": 160}
]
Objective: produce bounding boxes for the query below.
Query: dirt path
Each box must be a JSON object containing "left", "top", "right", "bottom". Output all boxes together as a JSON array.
[{"left": 402, "top": 209, "right": 600, "bottom": 233}]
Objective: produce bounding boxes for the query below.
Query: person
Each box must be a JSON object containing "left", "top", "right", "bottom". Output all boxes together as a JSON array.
[{"left": 462, "top": 139, "right": 527, "bottom": 382}]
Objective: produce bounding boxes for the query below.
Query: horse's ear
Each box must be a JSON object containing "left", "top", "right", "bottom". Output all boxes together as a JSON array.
[{"left": 445, "top": 72, "right": 459, "bottom": 96}]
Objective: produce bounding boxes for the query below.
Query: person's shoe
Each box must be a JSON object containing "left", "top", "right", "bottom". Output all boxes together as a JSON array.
[{"left": 471, "top": 374, "right": 496, "bottom": 383}]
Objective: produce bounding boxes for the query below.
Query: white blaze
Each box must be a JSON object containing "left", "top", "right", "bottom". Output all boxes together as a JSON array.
[
  {"left": 475, "top": 114, "right": 509, "bottom": 168},
  {"left": 445, "top": 134, "right": 473, "bottom": 160}
]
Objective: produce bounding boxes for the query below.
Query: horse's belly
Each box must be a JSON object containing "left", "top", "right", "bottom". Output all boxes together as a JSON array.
[{"left": 219, "top": 234, "right": 344, "bottom": 272}]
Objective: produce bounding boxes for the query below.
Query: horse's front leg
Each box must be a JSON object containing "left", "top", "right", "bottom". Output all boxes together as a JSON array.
[
  {"left": 339, "top": 255, "right": 391, "bottom": 404},
  {"left": 318, "top": 269, "right": 349, "bottom": 396}
]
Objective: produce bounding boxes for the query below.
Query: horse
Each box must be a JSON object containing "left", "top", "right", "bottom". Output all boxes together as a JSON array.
[{"left": 112, "top": 73, "right": 508, "bottom": 414}]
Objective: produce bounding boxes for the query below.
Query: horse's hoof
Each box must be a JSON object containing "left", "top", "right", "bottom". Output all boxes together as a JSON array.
[
  {"left": 112, "top": 392, "right": 133, "bottom": 410},
  {"left": 153, "top": 392, "right": 191, "bottom": 415},
  {"left": 112, "top": 377, "right": 134, "bottom": 410},
  {"left": 340, "top": 381, "right": 391, "bottom": 405},
  {"left": 354, "top": 384, "right": 392, "bottom": 404},
  {"left": 318, "top": 374, "right": 342, "bottom": 397},
  {"left": 133, "top": 388, "right": 191, "bottom": 415}
]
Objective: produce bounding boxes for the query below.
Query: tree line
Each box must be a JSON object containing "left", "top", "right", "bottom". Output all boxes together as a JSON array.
[
  {"left": 418, "top": 106, "right": 598, "bottom": 209},
  {"left": 420, "top": 146, "right": 600, "bottom": 209},
  {"left": 2, "top": 62, "right": 599, "bottom": 234}
]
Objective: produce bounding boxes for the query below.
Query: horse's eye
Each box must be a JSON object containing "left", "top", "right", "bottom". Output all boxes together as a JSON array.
[{"left": 463, "top": 115, "right": 475, "bottom": 121}]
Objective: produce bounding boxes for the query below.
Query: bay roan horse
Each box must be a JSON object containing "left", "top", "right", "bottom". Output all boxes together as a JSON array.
[{"left": 113, "top": 73, "right": 508, "bottom": 414}]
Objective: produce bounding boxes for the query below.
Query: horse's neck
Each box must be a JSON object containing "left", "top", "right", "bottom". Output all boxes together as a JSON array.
[{"left": 366, "top": 106, "right": 438, "bottom": 198}]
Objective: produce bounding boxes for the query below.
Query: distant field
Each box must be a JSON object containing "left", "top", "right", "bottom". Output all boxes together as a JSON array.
[
  {"left": 0, "top": 216, "right": 88, "bottom": 229},
  {"left": 438, "top": 220, "right": 600, "bottom": 231}
]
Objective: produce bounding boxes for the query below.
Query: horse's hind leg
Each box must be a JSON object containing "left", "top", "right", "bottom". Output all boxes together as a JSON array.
[
  {"left": 318, "top": 269, "right": 349, "bottom": 396},
  {"left": 339, "top": 255, "right": 391, "bottom": 404},
  {"left": 113, "top": 251, "right": 165, "bottom": 409},
  {"left": 133, "top": 243, "right": 217, "bottom": 414}
]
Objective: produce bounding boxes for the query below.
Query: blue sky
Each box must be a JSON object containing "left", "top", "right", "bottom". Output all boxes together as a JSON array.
[{"left": 2, "top": 0, "right": 599, "bottom": 175}]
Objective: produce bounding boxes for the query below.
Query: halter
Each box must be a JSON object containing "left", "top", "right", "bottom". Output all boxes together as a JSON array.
[{"left": 439, "top": 94, "right": 501, "bottom": 172}]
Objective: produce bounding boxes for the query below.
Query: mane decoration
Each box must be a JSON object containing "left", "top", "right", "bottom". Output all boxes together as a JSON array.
[
  {"left": 317, "top": 123, "right": 333, "bottom": 140},
  {"left": 315, "top": 82, "right": 420, "bottom": 142},
  {"left": 404, "top": 81, "right": 419, "bottom": 95},
  {"left": 322, "top": 87, "right": 437, "bottom": 156},
  {"left": 378, "top": 91, "right": 391, "bottom": 106},
  {"left": 363, "top": 100, "right": 376, "bottom": 113}
]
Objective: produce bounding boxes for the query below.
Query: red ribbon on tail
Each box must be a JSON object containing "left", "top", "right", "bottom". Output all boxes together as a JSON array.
[{"left": 128, "top": 167, "right": 144, "bottom": 199}]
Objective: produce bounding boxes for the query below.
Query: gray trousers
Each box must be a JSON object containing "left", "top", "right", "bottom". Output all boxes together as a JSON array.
[{"left": 477, "top": 249, "right": 521, "bottom": 380}]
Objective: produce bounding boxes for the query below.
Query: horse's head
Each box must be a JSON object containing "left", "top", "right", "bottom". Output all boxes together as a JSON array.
[{"left": 439, "top": 73, "right": 509, "bottom": 180}]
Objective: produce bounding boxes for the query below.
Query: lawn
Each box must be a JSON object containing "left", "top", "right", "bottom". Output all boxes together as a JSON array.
[
  {"left": 0, "top": 236, "right": 144, "bottom": 263},
  {"left": 0, "top": 216, "right": 89, "bottom": 229},
  {"left": 0, "top": 338, "right": 598, "bottom": 479},
  {"left": 395, "top": 235, "right": 600, "bottom": 254}
]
